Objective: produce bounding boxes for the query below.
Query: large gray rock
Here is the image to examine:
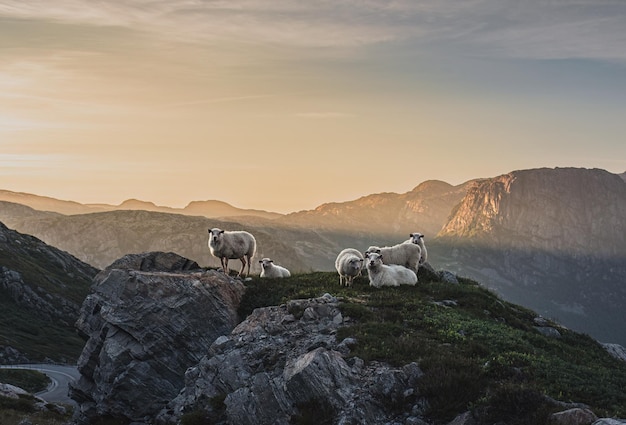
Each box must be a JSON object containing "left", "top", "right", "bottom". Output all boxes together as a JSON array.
[
  {"left": 157, "top": 294, "right": 424, "bottom": 425},
  {"left": 69, "top": 252, "right": 245, "bottom": 424}
]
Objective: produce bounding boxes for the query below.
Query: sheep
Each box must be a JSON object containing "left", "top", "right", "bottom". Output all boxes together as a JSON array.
[
  {"left": 259, "top": 257, "right": 291, "bottom": 278},
  {"left": 403, "top": 232, "right": 428, "bottom": 264},
  {"left": 207, "top": 228, "right": 256, "bottom": 277},
  {"left": 334, "top": 248, "right": 364, "bottom": 286},
  {"left": 366, "top": 252, "right": 417, "bottom": 288},
  {"left": 365, "top": 242, "right": 422, "bottom": 273}
]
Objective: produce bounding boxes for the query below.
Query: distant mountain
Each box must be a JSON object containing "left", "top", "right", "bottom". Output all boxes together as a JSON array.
[
  {"left": 435, "top": 167, "right": 626, "bottom": 344},
  {"left": 0, "top": 190, "right": 282, "bottom": 220},
  {"left": 279, "top": 180, "right": 473, "bottom": 240},
  {"left": 0, "top": 204, "right": 316, "bottom": 271},
  {"left": 0, "top": 221, "right": 98, "bottom": 363}
]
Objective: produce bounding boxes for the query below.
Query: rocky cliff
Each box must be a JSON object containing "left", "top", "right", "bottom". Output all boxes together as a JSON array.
[
  {"left": 439, "top": 167, "right": 626, "bottom": 256},
  {"left": 435, "top": 167, "right": 626, "bottom": 344},
  {"left": 0, "top": 221, "right": 98, "bottom": 363},
  {"left": 69, "top": 252, "right": 245, "bottom": 424}
]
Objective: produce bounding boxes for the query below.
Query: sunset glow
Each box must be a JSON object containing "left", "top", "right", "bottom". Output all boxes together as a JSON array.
[{"left": 2, "top": 1, "right": 625, "bottom": 213}]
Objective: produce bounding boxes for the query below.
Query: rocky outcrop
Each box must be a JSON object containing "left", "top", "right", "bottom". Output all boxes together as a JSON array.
[
  {"left": 157, "top": 294, "right": 425, "bottom": 425},
  {"left": 69, "top": 252, "right": 245, "bottom": 424}
]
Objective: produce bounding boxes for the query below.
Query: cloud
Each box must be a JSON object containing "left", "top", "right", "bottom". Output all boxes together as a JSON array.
[{"left": 1, "top": 1, "right": 625, "bottom": 62}]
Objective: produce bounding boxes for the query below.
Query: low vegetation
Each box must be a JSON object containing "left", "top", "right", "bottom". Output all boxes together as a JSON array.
[
  {"left": 240, "top": 270, "right": 626, "bottom": 423},
  {"left": 4, "top": 268, "right": 625, "bottom": 424}
]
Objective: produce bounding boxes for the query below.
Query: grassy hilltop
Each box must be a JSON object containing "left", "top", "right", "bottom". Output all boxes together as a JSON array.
[
  {"left": 240, "top": 270, "right": 626, "bottom": 424},
  {"left": 2, "top": 268, "right": 626, "bottom": 424}
]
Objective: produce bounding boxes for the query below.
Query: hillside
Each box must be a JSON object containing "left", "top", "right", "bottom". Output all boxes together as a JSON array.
[
  {"left": 279, "top": 179, "right": 473, "bottom": 238},
  {"left": 435, "top": 167, "right": 626, "bottom": 345},
  {"left": 0, "top": 221, "right": 98, "bottom": 363},
  {"left": 66, "top": 253, "right": 626, "bottom": 425},
  {"left": 0, "top": 205, "right": 316, "bottom": 271}
]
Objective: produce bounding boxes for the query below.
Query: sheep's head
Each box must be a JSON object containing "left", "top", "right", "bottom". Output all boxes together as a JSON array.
[
  {"left": 408, "top": 233, "right": 424, "bottom": 244},
  {"left": 367, "top": 252, "right": 383, "bottom": 269},
  {"left": 348, "top": 257, "right": 364, "bottom": 272},
  {"left": 365, "top": 246, "right": 382, "bottom": 258},
  {"left": 259, "top": 258, "right": 274, "bottom": 269},
  {"left": 208, "top": 228, "right": 225, "bottom": 244}
]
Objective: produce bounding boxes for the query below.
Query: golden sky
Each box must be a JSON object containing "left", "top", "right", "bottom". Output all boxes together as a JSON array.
[{"left": 2, "top": 1, "right": 626, "bottom": 213}]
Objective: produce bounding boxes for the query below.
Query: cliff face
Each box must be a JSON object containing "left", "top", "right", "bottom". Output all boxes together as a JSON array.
[
  {"left": 69, "top": 252, "right": 245, "bottom": 424},
  {"left": 435, "top": 168, "right": 626, "bottom": 344},
  {"left": 439, "top": 167, "right": 626, "bottom": 256}
]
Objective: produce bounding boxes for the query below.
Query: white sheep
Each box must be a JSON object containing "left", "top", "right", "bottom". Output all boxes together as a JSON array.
[
  {"left": 365, "top": 242, "right": 422, "bottom": 273},
  {"left": 208, "top": 228, "right": 256, "bottom": 277},
  {"left": 403, "top": 232, "right": 428, "bottom": 264},
  {"left": 334, "top": 248, "right": 364, "bottom": 286},
  {"left": 259, "top": 257, "right": 291, "bottom": 278},
  {"left": 366, "top": 252, "right": 417, "bottom": 288}
]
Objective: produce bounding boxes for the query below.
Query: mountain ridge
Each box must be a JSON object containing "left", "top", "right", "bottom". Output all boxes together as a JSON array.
[{"left": 0, "top": 190, "right": 282, "bottom": 220}]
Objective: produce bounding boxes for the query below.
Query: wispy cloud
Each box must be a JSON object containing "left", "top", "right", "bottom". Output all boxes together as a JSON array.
[{"left": 2, "top": 1, "right": 623, "bottom": 62}]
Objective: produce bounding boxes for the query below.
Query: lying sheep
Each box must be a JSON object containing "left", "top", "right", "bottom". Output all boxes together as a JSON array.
[
  {"left": 403, "top": 232, "right": 428, "bottom": 264},
  {"left": 335, "top": 248, "right": 364, "bottom": 286},
  {"left": 365, "top": 242, "right": 422, "bottom": 273},
  {"left": 208, "top": 228, "right": 256, "bottom": 277},
  {"left": 259, "top": 257, "right": 291, "bottom": 278},
  {"left": 366, "top": 252, "right": 417, "bottom": 288}
]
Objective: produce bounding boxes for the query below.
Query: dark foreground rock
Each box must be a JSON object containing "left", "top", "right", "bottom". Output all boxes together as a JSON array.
[
  {"left": 69, "top": 252, "right": 245, "bottom": 424},
  {"left": 156, "top": 294, "right": 426, "bottom": 425}
]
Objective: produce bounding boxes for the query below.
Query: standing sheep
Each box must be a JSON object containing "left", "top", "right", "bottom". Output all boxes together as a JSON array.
[
  {"left": 366, "top": 252, "right": 417, "bottom": 288},
  {"left": 208, "top": 228, "right": 256, "bottom": 277},
  {"left": 334, "top": 248, "right": 364, "bottom": 286},
  {"left": 404, "top": 232, "right": 428, "bottom": 264},
  {"left": 259, "top": 258, "right": 291, "bottom": 278},
  {"left": 365, "top": 243, "right": 422, "bottom": 273}
]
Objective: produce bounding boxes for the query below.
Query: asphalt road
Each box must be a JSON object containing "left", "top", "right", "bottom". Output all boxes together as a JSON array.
[{"left": 0, "top": 364, "right": 80, "bottom": 405}]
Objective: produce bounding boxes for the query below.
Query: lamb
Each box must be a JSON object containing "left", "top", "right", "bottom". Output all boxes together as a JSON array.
[
  {"left": 403, "top": 232, "right": 428, "bottom": 264},
  {"left": 207, "top": 228, "right": 256, "bottom": 277},
  {"left": 366, "top": 252, "right": 417, "bottom": 288},
  {"left": 334, "top": 248, "right": 364, "bottom": 286},
  {"left": 259, "top": 257, "right": 291, "bottom": 278},
  {"left": 365, "top": 242, "right": 422, "bottom": 273}
]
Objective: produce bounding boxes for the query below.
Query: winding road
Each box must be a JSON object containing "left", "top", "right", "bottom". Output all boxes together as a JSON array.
[{"left": 0, "top": 364, "right": 80, "bottom": 405}]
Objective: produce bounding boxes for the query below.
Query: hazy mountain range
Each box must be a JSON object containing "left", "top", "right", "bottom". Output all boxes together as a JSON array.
[{"left": 1, "top": 167, "right": 625, "bottom": 345}]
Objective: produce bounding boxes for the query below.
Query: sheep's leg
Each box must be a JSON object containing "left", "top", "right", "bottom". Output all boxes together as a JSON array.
[
  {"left": 238, "top": 257, "right": 247, "bottom": 277},
  {"left": 222, "top": 257, "right": 229, "bottom": 275}
]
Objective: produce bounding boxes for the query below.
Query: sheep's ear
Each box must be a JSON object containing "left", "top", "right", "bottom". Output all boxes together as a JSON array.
[
  {"left": 409, "top": 233, "right": 414, "bottom": 238},
  {"left": 420, "top": 234, "right": 424, "bottom": 239},
  {"left": 259, "top": 260, "right": 262, "bottom": 263},
  {"left": 219, "top": 230, "right": 225, "bottom": 234}
]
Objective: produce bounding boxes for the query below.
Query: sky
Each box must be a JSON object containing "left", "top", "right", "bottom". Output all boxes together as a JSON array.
[{"left": 1, "top": 1, "right": 625, "bottom": 213}]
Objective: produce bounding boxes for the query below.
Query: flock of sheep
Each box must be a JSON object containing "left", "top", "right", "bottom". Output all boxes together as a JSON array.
[{"left": 207, "top": 227, "right": 427, "bottom": 287}]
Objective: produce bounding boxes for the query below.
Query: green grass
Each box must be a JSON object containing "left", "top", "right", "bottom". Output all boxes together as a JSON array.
[
  {"left": 239, "top": 271, "right": 626, "bottom": 424},
  {"left": 0, "top": 295, "right": 87, "bottom": 363},
  {"left": 0, "top": 369, "right": 50, "bottom": 393}
]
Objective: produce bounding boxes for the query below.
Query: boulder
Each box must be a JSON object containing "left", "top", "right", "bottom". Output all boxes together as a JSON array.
[{"left": 69, "top": 252, "right": 245, "bottom": 424}]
